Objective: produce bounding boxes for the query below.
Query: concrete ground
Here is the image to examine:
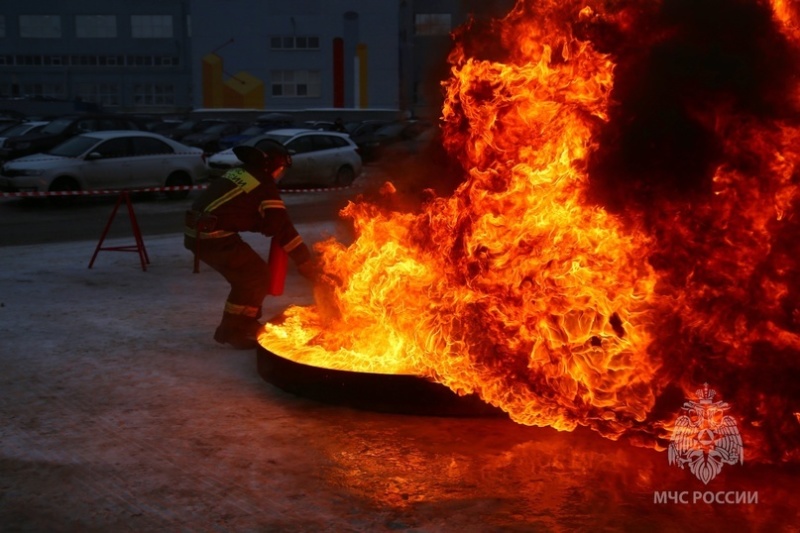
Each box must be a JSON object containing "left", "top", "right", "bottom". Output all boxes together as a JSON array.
[{"left": 1, "top": 212, "right": 798, "bottom": 532}]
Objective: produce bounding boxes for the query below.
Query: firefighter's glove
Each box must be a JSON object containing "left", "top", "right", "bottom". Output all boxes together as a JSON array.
[{"left": 297, "top": 257, "right": 323, "bottom": 282}]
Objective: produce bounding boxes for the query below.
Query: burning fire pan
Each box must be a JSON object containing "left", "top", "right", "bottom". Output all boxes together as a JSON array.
[{"left": 256, "top": 344, "right": 505, "bottom": 417}]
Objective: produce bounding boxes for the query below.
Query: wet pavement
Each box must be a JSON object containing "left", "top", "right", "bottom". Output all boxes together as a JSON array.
[{"left": 1, "top": 223, "right": 798, "bottom": 532}]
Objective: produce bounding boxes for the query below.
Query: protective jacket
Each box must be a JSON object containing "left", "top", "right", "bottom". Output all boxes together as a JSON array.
[
  {"left": 183, "top": 164, "right": 310, "bottom": 345},
  {"left": 185, "top": 166, "right": 310, "bottom": 265}
]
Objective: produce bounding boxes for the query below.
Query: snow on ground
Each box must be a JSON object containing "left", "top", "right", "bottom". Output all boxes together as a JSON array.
[{"left": 1, "top": 223, "right": 797, "bottom": 531}]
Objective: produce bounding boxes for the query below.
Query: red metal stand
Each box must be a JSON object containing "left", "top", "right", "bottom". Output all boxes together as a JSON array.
[{"left": 88, "top": 190, "right": 150, "bottom": 271}]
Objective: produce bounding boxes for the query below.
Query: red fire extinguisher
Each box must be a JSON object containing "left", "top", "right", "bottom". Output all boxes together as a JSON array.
[{"left": 267, "top": 237, "right": 288, "bottom": 296}]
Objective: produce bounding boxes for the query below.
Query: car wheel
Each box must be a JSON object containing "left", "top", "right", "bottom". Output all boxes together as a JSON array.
[
  {"left": 48, "top": 176, "right": 80, "bottom": 206},
  {"left": 334, "top": 165, "right": 355, "bottom": 187},
  {"left": 165, "top": 172, "right": 192, "bottom": 200}
]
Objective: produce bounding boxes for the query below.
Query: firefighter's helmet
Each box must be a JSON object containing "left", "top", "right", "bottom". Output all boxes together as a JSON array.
[{"left": 233, "top": 142, "right": 292, "bottom": 175}]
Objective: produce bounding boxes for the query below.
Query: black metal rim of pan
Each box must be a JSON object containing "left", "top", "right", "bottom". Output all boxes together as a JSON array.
[{"left": 256, "top": 344, "right": 506, "bottom": 418}]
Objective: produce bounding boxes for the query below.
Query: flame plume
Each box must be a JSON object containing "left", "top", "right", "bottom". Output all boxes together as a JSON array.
[{"left": 261, "top": 0, "right": 800, "bottom": 462}]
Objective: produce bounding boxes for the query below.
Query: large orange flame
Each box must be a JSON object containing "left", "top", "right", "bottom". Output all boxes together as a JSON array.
[{"left": 261, "top": 0, "right": 800, "bottom": 461}]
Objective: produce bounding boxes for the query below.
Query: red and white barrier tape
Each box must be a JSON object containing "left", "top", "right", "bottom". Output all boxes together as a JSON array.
[
  {"left": 0, "top": 184, "right": 204, "bottom": 198},
  {"left": 280, "top": 185, "right": 353, "bottom": 193},
  {"left": 0, "top": 183, "right": 352, "bottom": 198}
]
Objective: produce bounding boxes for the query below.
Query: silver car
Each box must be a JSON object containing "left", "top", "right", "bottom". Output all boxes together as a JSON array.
[
  {"left": 207, "top": 128, "right": 362, "bottom": 188},
  {"left": 0, "top": 130, "right": 209, "bottom": 200}
]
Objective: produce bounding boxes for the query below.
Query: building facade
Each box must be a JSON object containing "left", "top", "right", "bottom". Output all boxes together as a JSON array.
[
  {"left": 0, "top": 0, "right": 192, "bottom": 113},
  {"left": 188, "top": 0, "right": 401, "bottom": 113},
  {"left": 399, "top": 0, "right": 515, "bottom": 118},
  {"left": 0, "top": 0, "right": 515, "bottom": 117}
]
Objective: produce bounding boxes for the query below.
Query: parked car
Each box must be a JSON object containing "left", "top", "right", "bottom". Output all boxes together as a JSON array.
[
  {"left": 147, "top": 118, "right": 185, "bottom": 135},
  {"left": 0, "top": 114, "right": 145, "bottom": 161},
  {"left": 163, "top": 118, "right": 225, "bottom": 142},
  {"left": 344, "top": 119, "right": 393, "bottom": 161},
  {"left": 355, "top": 120, "right": 432, "bottom": 162},
  {"left": 181, "top": 120, "right": 251, "bottom": 154},
  {"left": 218, "top": 112, "right": 298, "bottom": 150},
  {"left": 377, "top": 126, "right": 438, "bottom": 160},
  {"left": 255, "top": 112, "right": 295, "bottom": 129},
  {"left": 0, "top": 118, "right": 22, "bottom": 134},
  {"left": 131, "top": 115, "right": 186, "bottom": 135},
  {"left": 0, "top": 131, "right": 208, "bottom": 199},
  {"left": 0, "top": 121, "right": 49, "bottom": 148},
  {"left": 303, "top": 120, "right": 337, "bottom": 131},
  {"left": 0, "top": 110, "right": 25, "bottom": 133},
  {"left": 218, "top": 124, "right": 270, "bottom": 150},
  {"left": 207, "top": 128, "right": 362, "bottom": 188}
]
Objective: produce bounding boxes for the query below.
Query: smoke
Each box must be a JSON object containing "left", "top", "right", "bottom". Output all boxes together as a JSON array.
[
  {"left": 576, "top": 0, "right": 800, "bottom": 461},
  {"left": 585, "top": 0, "right": 800, "bottom": 211}
]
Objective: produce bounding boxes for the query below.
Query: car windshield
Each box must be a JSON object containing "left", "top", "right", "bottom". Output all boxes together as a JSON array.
[
  {"left": 197, "top": 121, "right": 224, "bottom": 132},
  {"left": 47, "top": 136, "right": 100, "bottom": 157},
  {"left": 2, "top": 123, "right": 38, "bottom": 136},
  {"left": 374, "top": 123, "right": 406, "bottom": 137},
  {"left": 202, "top": 123, "right": 229, "bottom": 134},
  {"left": 40, "top": 118, "right": 73, "bottom": 135},
  {"left": 174, "top": 120, "right": 198, "bottom": 131},
  {"left": 254, "top": 133, "right": 292, "bottom": 145},
  {"left": 241, "top": 126, "right": 264, "bottom": 135}
]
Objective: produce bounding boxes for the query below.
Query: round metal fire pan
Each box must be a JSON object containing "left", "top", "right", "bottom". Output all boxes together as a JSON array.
[{"left": 256, "top": 344, "right": 506, "bottom": 418}]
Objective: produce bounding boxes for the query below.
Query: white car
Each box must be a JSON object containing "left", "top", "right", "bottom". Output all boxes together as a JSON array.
[
  {"left": 0, "top": 130, "right": 209, "bottom": 199},
  {"left": 207, "top": 128, "right": 362, "bottom": 188}
]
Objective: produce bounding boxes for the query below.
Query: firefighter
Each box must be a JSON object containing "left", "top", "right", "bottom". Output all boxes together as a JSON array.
[{"left": 184, "top": 142, "right": 319, "bottom": 349}]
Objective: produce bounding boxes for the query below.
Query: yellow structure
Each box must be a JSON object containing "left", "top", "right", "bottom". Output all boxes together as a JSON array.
[
  {"left": 202, "top": 54, "right": 264, "bottom": 109},
  {"left": 357, "top": 43, "right": 368, "bottom": 108},
  {"left": 223, "top": 71, "right": 264, "bottom": 109},
  {"left": 201, "top": 54, "right": 225, "bottom": 108}
]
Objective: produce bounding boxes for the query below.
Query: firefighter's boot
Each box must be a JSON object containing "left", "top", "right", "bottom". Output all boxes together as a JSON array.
[{"left": 213, "top": 313, "right": 262, "bottom": 350}]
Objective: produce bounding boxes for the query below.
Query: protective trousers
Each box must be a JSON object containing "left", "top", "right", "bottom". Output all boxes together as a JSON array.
[{"left": 188, "top": 234, "right": 270, "bottom": 346}]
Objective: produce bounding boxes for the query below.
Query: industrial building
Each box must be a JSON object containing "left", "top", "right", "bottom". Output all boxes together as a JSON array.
[
  {"left": 0, "top": 0, "right": 514, "bottom": 118},
  {"left": 0, "top": 0, "right": 193, "bottom": 114}
]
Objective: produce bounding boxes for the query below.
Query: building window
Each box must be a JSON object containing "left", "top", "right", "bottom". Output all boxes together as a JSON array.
[
  {"left": 22, "top": 83, "right": 64, "bottom": 99},
  {"left": 132, "top": 56, "right": 154, "bottom": 67},
  {"left": 76, "top": 15, "right": 117, "bottom": 38},
  {"left": 270, "top": 36, "right": 320, "bottom": 50},
  {"left": 17, "top": 55, "right": 43, "bottom": 66},
  {"left": 19, "top": 15, "right": 62, "bottom": 38},
  {"left": 16, "top": 55, "right": 179, "bottom": 68},
  {"left": 271, "top": 70, "right": 321, "bottom": 98},
  {"left": 76, "top": 83, "right": 120, "bottom": 107},
  {"left": 131, "top": 15, "right": 173, "bottom": 38},
  {"left": 123, "top": 55, "right": 178, "bottom": 67},
  {"left": 414, "top": 13, "right": 451, "bottom": 36},
  {"left": 155, "top": 56, "right": 179, "bottom": 66},
  {"left": 43, "top": 56, "right": 66, "bottom": 66},
  {"left": 98, "top": 55, "right": 124, "bottom": 66},
  {"left": 133, "top": 83, "right": 175, "bottom": 106}
]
